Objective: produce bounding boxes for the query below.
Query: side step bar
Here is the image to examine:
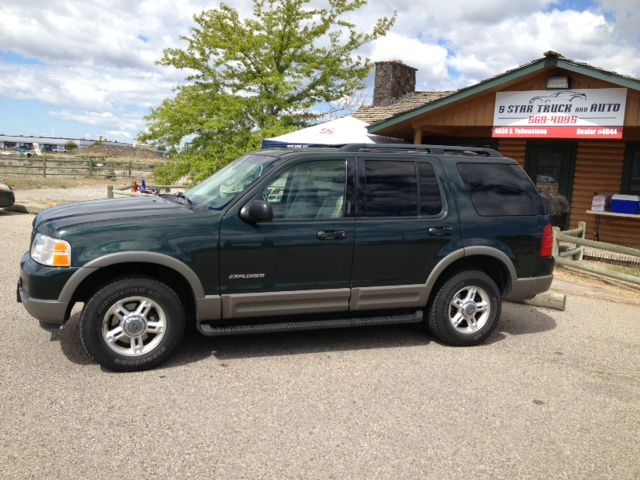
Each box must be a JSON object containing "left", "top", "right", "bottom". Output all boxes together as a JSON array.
[{"left": 199, "top": 311, "right": 423, "bottom": 337}]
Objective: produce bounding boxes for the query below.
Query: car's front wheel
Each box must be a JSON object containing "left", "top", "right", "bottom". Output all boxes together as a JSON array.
[
  {"left": 80, "top": 277, "right": 185, "bottom": 371},
  {"left": 428, "top": 270, "right": 500, "bottom": 346}
]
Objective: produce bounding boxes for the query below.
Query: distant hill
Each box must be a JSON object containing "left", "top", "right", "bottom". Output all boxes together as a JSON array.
[{"left": 76, "top": 143, "right": 164, "bottom": 159}]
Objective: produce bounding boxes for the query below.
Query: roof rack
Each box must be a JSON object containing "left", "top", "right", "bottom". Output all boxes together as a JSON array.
[{"left": 338, "top": 143, "right": 502, "bottom": 157}]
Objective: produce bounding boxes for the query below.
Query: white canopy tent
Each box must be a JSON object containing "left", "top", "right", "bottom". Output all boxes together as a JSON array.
[{"left": 261, "top": 115, "right": 404, "bottom": 148}]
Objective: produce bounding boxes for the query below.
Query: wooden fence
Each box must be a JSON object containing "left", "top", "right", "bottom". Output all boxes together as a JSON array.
[
  {"left": 553, "top": 223, "right": 640, "bottom": 286},
  {"left": 0, "top": 156, "right": 158, "bottom": 178},
  {"left": 107, "top": 184, "right": 186, "bottom": 198}
]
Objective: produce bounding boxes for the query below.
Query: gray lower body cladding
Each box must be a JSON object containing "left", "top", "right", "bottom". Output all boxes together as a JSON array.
[
  {"left": 18, "top": 286, "right": 67, "bottom": 325},
  {"left": 505, "top": 275, "right": 554, "bottom": 300},
  {"left": 198, "top": 310, "right": 424, "bottom": 336}
]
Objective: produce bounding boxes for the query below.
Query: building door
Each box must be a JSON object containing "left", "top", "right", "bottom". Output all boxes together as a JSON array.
[
  {"left": 623, "top": 143, "right": 640, "bottom": 195},
  {"left": 526, "top": 143, "right": 576, "bottom": 201}
]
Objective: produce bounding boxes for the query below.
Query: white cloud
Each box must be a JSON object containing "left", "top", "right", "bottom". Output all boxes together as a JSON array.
[
  {"left": 445, "top": 8, "right": 640, "bottom": 85},
  {"left": 364, "top": 2, "right": 640, "bottom": 90},
  {"left": 444, "top": 10, "right": 604, "bottom": 83},
  {"left": 49, "top": 109, "right": 145, "bottom": 133},
  {"left": 0, "top": 62, "right": 177, "bottom": 110},
  {"left": 369, "top": 33, "right": 448, "bottom": 89},
  {"left": 106, "top": 130, "right": 133, "bottom": 139},
  {"left": 0, "top": 0, "right": 639, "bottom": 142},
  {"left": 0, "top": 0, "right": 214, "bottom": 69},
  {"left": 0, "top": 0, "right": 209, "bottom": 140}
]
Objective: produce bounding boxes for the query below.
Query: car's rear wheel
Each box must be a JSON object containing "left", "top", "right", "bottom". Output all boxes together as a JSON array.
[
  {"left": 80, "top": 277, "right": 185, "bottom": 371},
  {"left": 428, "top": 270, "right": 500, "bottom": 346}
]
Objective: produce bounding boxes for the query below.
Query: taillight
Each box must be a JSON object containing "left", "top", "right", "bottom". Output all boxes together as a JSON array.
[{"left": 540, "top": 224, "right": 553, "bottom": 257}]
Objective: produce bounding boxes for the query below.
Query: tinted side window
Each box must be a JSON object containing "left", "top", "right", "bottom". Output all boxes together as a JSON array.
[
  {"left": 364, "top": 161, "right": 417, "bottom": 217},
  {"left": 418, "top": 163, "right": 442, "bottom": 216},
  {"left": 262, "top": 160, "right": 346, "bottom": 220},
  {"left": 457, "top": 163, "right": 544, "bottom": 216}
]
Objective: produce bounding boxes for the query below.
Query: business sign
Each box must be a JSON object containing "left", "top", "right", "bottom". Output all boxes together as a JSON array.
[{"left": 492, "top": 88, "right": 627, "bottom": 139}]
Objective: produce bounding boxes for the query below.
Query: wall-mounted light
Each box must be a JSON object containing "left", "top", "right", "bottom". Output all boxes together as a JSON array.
[{"left": 546, "top": 76, "right": 569, "bottom": 89}]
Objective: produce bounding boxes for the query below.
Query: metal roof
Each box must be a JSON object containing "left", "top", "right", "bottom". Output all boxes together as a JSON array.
[{"left": 0, "top": 134, "right": 130, "bottom": 148}]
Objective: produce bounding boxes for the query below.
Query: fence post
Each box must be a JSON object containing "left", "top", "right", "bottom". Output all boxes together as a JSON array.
[
  {"left": 552, "top": 227, "right": 560, "bottom": 258},
  {"left": 42, "top": 157, "right": 47, "bottom": 178},
  {"left": 107, "top": 185, "right": 113, "bottom": 199},
  {"left": 575, "top": 221, "right": 586, "bottom": 261},
  {"left": 88, "top": 159, "right": 94, "bottom": 176},
  {"left": 128, "top": 161, "right": 132, "bottom": 177}
]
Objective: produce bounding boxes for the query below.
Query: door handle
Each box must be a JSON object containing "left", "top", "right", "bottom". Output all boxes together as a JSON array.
[
  {"left": 317, "top": 230, "right": 347, "bottom": 240},
  {"left": 427, "top": 226, "right": 453, "bottom": 236}
]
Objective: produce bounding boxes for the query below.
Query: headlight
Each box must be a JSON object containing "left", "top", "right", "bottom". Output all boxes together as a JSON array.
[{"left": 31, "top": 233, "right": 71, "bottom": 267}]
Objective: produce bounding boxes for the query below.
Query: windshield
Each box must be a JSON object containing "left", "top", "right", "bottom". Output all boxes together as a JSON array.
[{"left": 186, "top": 154, "right": 277, "bottom": 208}]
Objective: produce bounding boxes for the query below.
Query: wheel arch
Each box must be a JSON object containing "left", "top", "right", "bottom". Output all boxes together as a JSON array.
[
  {"left": 425, "top": 247, "right": 516, "bottom": 306},
  {"left": 60, "top": 252, "right": 204, "bottom": 321}
]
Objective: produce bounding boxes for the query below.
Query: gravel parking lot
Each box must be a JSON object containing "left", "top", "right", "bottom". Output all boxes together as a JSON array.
[{"left": 1, "top": 210, "right": 639, "bottom": 479}]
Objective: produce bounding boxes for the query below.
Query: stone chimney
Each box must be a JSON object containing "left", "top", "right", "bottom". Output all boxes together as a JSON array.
[{"left": 373, "top": 60, "right": 417, "bottom": 107}]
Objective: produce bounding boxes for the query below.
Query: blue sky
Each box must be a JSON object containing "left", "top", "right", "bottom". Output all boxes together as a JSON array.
[{"left": 0, "top": 0, "right": 638, "bottom": 144}]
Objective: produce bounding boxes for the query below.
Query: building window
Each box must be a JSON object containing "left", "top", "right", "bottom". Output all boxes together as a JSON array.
[{"left": 622, "top": 144, "right": 640, "bottom": 195}]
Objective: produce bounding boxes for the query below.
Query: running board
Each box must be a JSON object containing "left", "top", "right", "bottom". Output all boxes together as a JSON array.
[{"left": 198, "top": 311, "right": 423, "bottom": 337}]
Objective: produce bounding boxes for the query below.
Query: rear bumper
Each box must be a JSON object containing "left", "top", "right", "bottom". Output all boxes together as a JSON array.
[{"left": 505, "top": 275, "right": 553, "bottom": 300}]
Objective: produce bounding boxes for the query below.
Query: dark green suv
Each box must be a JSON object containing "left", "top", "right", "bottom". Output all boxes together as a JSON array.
[{"left": 18, "top": 144, "right": 554, "bottom": 371}]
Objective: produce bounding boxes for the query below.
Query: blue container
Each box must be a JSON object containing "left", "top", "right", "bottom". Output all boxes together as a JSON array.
[{"left": 610, "top": 194, "right": 640, "bottom": 214}]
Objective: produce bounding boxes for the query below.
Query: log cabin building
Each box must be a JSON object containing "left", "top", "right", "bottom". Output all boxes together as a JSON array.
[{"left": 354, "top": 52, "right": 640, "bottom": 247}]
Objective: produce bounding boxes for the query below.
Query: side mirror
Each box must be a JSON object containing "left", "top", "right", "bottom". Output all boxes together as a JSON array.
[{"left": 240, "top": 199, "right": 273, "bottom": 224}]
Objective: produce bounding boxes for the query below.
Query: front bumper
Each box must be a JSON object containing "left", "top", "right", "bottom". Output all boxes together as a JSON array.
[
  {"left": 17, "top": 279, "right": 67, "bottom": 325},
  {"left": 18, "top": 253, "right": 76, "bottom": 325}
]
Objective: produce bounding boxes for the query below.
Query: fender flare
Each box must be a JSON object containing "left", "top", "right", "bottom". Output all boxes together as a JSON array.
[
  {"left": 58, "top": 251, "right": 205, "bottom": 303},
  {"left": 424, "top": 246, "right": 517, "bottom": 297}
]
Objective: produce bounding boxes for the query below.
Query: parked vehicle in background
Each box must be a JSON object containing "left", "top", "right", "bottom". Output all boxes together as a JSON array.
[
  {"left": 0, "top": 183, "right": 15, "bottom": 208},
  {"left": 18, "top": 144, "right": 554, "bottom": 371},
  {"left": 15, "top": 143, "right": 41, "bottom": 157}
]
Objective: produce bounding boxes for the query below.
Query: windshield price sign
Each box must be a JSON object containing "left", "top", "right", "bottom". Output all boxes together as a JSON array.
[{"left": 492, "top": 88, "right": 626, "bottom": 139}]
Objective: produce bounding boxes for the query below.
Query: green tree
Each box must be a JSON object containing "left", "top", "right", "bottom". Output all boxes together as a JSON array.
[
  {"left": 141, "top": 0, "right": 394, "bottom": 182},
  {"left": 64, "top": 141, "right": 78, "bottom": 152}
]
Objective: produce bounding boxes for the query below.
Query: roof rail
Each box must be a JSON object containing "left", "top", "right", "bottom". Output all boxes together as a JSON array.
[{"left": 338, "top": 143, "right": 502, "bottom": 157}]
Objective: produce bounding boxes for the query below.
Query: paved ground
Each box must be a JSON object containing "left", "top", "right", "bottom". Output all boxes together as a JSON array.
[{"left": 1, "top": 210, "right": 639, "bottom": 479}]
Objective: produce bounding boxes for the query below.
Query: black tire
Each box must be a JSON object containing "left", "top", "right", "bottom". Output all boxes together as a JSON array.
[
  {"left": 428, "top": 270, "right": 501, "bottom": 346},
  {"left": 80, "top": 276, "right": 185, "bottom": 372}
]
